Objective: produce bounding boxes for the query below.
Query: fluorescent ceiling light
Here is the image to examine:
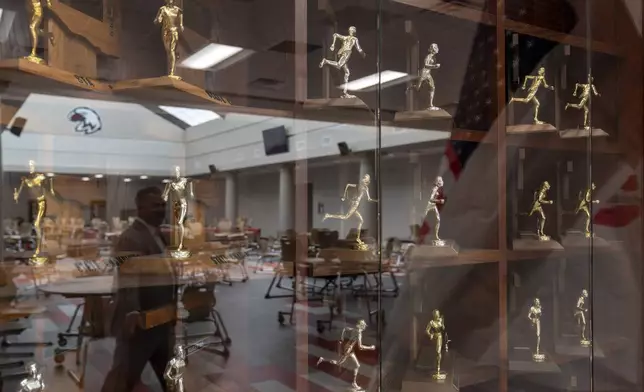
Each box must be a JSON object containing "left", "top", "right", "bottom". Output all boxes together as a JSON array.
[
  {"left": 95, "top": 174, "right": 104, "bottom": 179},
  {"left": 81, "top": 177, "right": 90, "bottom": 182},
  {"left": 124, "top": 178, "right": 132, "bottom": 183},
  {"left": 342, "top": 70, "right": 408, "bottom": 91},
  {"left": 162, "top": 179, "right": 171, "bottom": 183},
  {"left": 159, "top": 106, "right": 221, "bottom": 127},
  {"left": 46, "top": 173, "right": 54, "bottom": 177},
  {"left": 140, "top": 175, "right": 148, "bottom": 180},
  {"left": 181, "top": 43, "right": 244, "bottom": 70}
]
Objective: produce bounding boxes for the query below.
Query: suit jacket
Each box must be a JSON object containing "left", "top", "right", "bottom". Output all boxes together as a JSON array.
[{"left": 110, "top": 219, "right": 176, "bottom": 337}]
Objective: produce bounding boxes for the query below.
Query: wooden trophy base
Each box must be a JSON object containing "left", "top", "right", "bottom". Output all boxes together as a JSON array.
[
  {"left": 0, "top": 58, "right": 110, "bottom": 93},
  {"left": 506, "top": 123, "right": 557, "bottom": 134},
  {"left": 513, "top": 233, "right": 563, "bottom": 251},
  {"left": 559, "top": 127, "right": 609, "bottom": 139},
  {"left": 555, "top": 334, "right": 605, "bottom": 358},
  {"left": 302, "top": 97, "right": 373, "bottom": 123},
  {"left": 394, "top": 108, "right": 452, "bottom": 129},
  {"left": 112, "top": 76, "right": 231, "bottom": 107},
  {"left": 561, "top": 230, "right": 610, "bottom": 248},
  {"left": 410, "top": 240, "right": 459, "bottom": 260}
]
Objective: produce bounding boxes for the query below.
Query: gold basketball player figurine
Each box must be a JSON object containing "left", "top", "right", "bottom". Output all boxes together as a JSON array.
[
  {"left": 529, "top": 181, "right": 554, "bottom": 241},
  {"left": 574, "top": 289, "right": 590, "bottom": 347},
  {"left": 319, "top": 26, "right": 366, "bottom": 99},
  {"left": 164, "top": 344, "right": 186, "bottom": 392},
  {"left": 565, "top": 74, "right": 600, "bottom": 130},
  {"left": 409, "top": 43, "right": 441, "bottom": 110},
  {"left": 426, "top": 309, "right": 450, "bottom": 381},
  {"left": 323, "top": 174, "right": 377, "bottom": 250},
  {"left": 317, "top": 320, "right": 375, "bottom": 391},
  {"left": 162, "top": 166, "right": 194, "bottom": 259},
  {"left": 25, "top": 0, "right": 53, "bottom": 64},
  {"left": 19, "top": 363, "right": 45, "bottom": 392},
  {"left": 528, "top": 298, "right": 545, "bottom": 362},
  {"left": 575, "top": 183, "right": 599, "bottom": 238},
  {"left": 14, "top": 160, "right": 55, "bottom": 266},
  {"left": 154, "top": 0, "right": 184, "bottom": 80},
  {"left": 510, "top": 67, "right": 555, "bottom": 125},
  {"left": 424, "top": 176, "right": 446, "bottom": 246}
]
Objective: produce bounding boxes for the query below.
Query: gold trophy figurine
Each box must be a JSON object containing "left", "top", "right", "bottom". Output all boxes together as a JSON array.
[
  {"left": 162, "top": 166, "right": 194, "bottom": 259},
  {"left": 409, "top": 43, "right": 441, "bottom": 110},
  {"left": 575, "top": 183, "right": 599, "bottom": 238},
  {"left": 424, "top": 176, "right": 445, "bottom": 246},
  {"left": 14, "top": 160, "right": 55, "bottom": 266},
  {"left": 25, "top": 0, "right": 53, "bottom": 64},
  {"left": 510, "top": 67, "right": 555, "bottom": 124},
  {"left": 529, "top": 181, "right": 554, "bottom": 241},
  {"left": 317, "top": 320, "right": 375, "bottom": 391},
  {"left": 19, "top": 363, "right": 45, "bottom": 392},
  {"left": 319, "top": 26, "right": 366, "bottom": 99},
  {"left": 155, "top": 0, "right": 184, "bottom": 80},
  {"left": 565, "top": 74, "right": 600, "bottom": 130},
  {"left": 574, "top": 289, "right": 590, "bottom": 347},
  {"left": 164, "top": 344, "right": 186, "bottom": 392},
  {"left": 426, "top": 309, "right": 449, "bottom": 381},
  {"left": 528, "top": 298, "right": 545, "bottom": 362},
  {"left": 323, "top": 174, "right": 377, "bottom": 250}
]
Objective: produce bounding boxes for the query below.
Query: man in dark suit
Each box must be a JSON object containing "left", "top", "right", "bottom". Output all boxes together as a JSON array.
[{"left": 101, "top": 186, "right": 177, "bottom": 392}]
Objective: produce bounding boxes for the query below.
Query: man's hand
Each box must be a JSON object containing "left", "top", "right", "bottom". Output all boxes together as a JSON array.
[
  {"left": 549, "top": 86, "right": 555, "bottom": 90},
  {"left": 13, "top": 191, "right": 18, "bottom": 202},
  {"left": 46, "top": 0, "right": 53, "bottom": 8},
  {"left": 330, "top": 45, "right": 335, "bottom": 52},
  {"left": 360, "top": 51, "right": 366, "bottom": 58},
  {"left": 341, "top": 197, "right": 345, "bottom": 202},
  {"left": 367, "top": 345, "right": 375, "bottom": 350},
  {"left": 124, "top": 311, "right": 141, "bottom": 337}
]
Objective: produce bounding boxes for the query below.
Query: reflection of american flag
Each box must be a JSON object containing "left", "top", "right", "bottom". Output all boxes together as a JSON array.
[
  {"left": 453, "top": 25, "right": 496, "bottom": 132},
  {"left": 595, "top": 175, "right": 641, "bottom": 228}
]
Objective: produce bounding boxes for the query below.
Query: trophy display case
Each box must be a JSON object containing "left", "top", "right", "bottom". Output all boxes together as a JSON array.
[{"left": 0, "top": 0, "right": 641, "bottom": 392}]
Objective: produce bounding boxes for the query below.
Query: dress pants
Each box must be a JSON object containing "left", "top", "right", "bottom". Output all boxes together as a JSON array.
[{"left": 101, "top": 323, "right": 175, "bottom": 392}]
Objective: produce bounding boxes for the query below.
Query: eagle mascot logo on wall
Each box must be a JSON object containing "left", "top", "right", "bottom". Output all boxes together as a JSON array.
[{"left": 68, "top": 107, "right": 102, "bottom": 135}]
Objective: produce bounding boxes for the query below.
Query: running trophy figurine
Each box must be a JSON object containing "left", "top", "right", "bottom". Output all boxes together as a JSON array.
[
  {"left": 14, "top": 160, "right": 55, "bottom": 266},
  {"left": 574, "top": 289, "right": 590, "bottom": 347},
  {"left": 155, "top": 0, "right": 184, "bottom": 79},
  {"left": 528, "top": 298, "right": 545, "bottom": 362},
  {"left": 24, "top": 0, "right": 54, "bottom": 64},
  {"left": 575, "top": 183, "right": 599, "bottom": 238},
  {"left": 565, "top": 74, "right": 600, "bottom": 130},
  {"left": 18, "top": 363, "right": 45, "bottom": 392},
  {"left": 529, "top": 181, "right": 554, "bottom": 241},
  {"left": 162, "top": 166, "right": 195, "bottom": 259},
  {"left": 164, "top": 344, "right": 186, "bottom": 392},
  {"left": 509, "top": 67, "right": 555, "bottom": 126},
  {"left": 424, "top": 176, "right": 446, "bottom": 246},
  {"left": 317, "top": 320, "right": 375, "bottom": 391},
  {"left": 409, "top": 43, "right": 441, "bottom": 110},
  {"left": 319, "top": 26, "right": 366, "bottom": 99},
  {"left": 426, "top": 309, "right": 450, "bottom": 381},
  {"left": 323, "top": 174, "right": 377, "bottom": 250}
]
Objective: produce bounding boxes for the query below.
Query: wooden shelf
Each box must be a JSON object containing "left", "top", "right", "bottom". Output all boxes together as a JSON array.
[
  {"left": 390, "top": 0, "right": 619, "bottom": 56},
  {"left": 411, "top": 249, "right": 500, "bottom": 268},
  {"left": 112, "top": 77, "right": 231, "bottom": 108}
]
